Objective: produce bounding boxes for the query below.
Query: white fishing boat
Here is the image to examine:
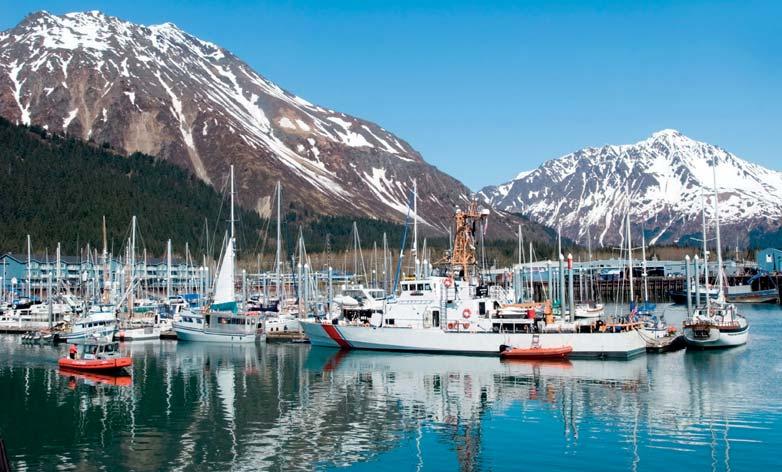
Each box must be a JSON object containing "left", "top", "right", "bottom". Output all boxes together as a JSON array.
[
  {"left": 65, "top": 308, "right": 117, "bottom": 343},
  {"left": 683, "top": 162, "right": 749, "bottom": 349},
  {"left": 173, "top": 166, "right": 260, "bottom": 343},
  {"left": 117, "top": 316, "right": 162, "bottom": 341},
  {"left": 302, "top": 198, "right": 645, "bottom": 359},
  {"left": 0, "top": 307, "right": 68, "bottom": 329}
]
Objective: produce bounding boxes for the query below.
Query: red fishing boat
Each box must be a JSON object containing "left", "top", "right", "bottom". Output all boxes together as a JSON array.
[
  {"left": 499, "top": 344, "right": 573, "bottom": 360},
  {"left": 58, "top": 341, "right": 132, "bottom": 373}
]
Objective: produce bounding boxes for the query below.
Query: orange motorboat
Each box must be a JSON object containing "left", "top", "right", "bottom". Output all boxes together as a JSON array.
[
  {"left": 58, "top": 341, "right": 132, "bottom": 373},
  {"left": 499, "top": 344, "right": 573, "bottom": 360}
]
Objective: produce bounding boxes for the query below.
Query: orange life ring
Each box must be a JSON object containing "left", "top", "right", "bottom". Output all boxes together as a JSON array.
[
  {"left": 444, "top": 277, "right": 453, "bottom": 288},
  {"left": 447, "top": 322, "right": 455, "bottom": 330},
  {"left": 463, "top": 322, "right": 470, "bottom": 330},
  {"left": 462, "top": 308, "right": 472, "bottom": 319}
]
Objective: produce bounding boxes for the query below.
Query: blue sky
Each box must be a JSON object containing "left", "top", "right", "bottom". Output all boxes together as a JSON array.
[{"left": 2, "top": 1, "right": 779, "bottom": 190}]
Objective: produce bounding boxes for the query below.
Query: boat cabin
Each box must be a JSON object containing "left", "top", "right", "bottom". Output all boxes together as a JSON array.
[
  {"left": 399, "top": 281, "right": 434, "bottom": 295},
  {"left": 73, "top": 341, "right": 122, "bottom": 360},
  {"left": 204, "top": 313, "right": 258, "bottom": 335}
]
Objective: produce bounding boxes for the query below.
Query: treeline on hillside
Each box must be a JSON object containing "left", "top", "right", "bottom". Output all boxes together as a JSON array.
[
  {"left": 0, "top": 118, "right": 552, "bottom": 266},
  {"left": 0, "top": 117, "right": 262, "bottom": 256}
]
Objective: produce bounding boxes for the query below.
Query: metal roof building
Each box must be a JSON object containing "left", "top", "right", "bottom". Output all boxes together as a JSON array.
[{"left": 757, "top": 248, "right": 782, "bottom": 272}]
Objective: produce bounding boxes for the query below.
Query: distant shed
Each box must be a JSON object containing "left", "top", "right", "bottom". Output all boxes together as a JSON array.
[{"left": 756, "top": 248, "right": 782, "bottom": 272}]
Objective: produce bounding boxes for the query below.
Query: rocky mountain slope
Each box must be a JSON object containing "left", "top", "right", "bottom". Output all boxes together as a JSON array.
[
  {"left": 0, "top": 10, "right": 532, "bottom": 239},
  {"left": 479, "top": 130, "right": 782, "bottom": 247}
]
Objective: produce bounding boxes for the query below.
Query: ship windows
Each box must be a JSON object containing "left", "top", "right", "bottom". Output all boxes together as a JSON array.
[
  {"left": 385, "top": 318, "right": 395, "bottom": 325},
  {"left": 417, "top": 284, "right": 424, "bottom": 291},
  {"left": 425, "top": 284, "right": 432, "bottom": 291}
]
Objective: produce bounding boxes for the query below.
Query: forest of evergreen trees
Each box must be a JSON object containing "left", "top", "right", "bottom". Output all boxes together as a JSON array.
[
  {"left": 0, "top": 118, "right": 556, "bottom": 265},
  {"left": 0, "top": 117, "right": 265, "bottom": 257}
]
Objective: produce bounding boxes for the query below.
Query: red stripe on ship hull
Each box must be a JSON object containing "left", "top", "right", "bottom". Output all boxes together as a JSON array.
[{"left": 322, "top": 325, "right": 352, "bottom": 349}]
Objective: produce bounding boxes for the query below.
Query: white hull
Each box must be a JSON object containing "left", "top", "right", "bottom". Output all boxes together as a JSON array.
[
  {"left": 574, "top": 304, "right": 604, "bottom": 319},
  {"left": 173, "top": 324, "right": 259, "bottom": 343},
  {"left": 301, "top": 321, "right": 646, "bottom": 359},
  {"left": 574, "top": 310, "right": 602, "bottom": 319},
  {"left": 265, "top": 316, "right": 301, "bottom": 333},
  {"left": 116, "top": 326, "right": 161, "bottom": 341},
  {"left": 0, "top": 320, "right": 56, "bottom": 330},
  {"left": 683, "top": 325, "right": 749, "bottom": 348},
  {"left": 64, "top": 328, "right": 115, "bottom": 343}
]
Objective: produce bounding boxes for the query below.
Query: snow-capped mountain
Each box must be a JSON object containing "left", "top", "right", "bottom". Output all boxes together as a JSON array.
[
  {"left": 0, "top": 11, "right": 527, "bottom": 236},
  {"left": 479, "top": 129, "right": 782, "bottom": 247}
]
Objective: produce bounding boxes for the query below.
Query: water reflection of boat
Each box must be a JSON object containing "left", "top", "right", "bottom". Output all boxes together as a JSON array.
[
  {"left": 172, "top": 341, "right": 259, "bottom": 375},
  {"left": 58, "top": 369, "right": 132, "bottom": 387},
  {"left": 500, "top": 357, "right": 573, "bottom": 368},
  {"left": 499, "top": 344, "right": 573, "bottom": 360}
]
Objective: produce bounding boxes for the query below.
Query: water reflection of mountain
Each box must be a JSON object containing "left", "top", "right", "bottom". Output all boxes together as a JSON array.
[{"left": 0, "top": 336, "right": 778, "bottom": 471}]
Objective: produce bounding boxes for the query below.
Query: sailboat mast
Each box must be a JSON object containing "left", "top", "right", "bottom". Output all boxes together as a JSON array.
[
  {"left": 641, "top": 231, "right": 649, "bottom": 302},
  {"left": 275, "top": 181, "right": 282, "bottom": 299},
  {"left": 102, "top": 216, "right": 109, "bottom": 303},
  {"left": 701, "top": 191, "right": 710, "bottom": 311},
  {"left": 528, "top": 242, "right": 534, "bottom": 300},
  {"left": 626, "top": 212, "right": 634, "bottom": 304},
  {"left": 130, "top": 216, "right": 136, "bottom": 316},
  {"left": 383, "top": 233, "right": 388, "bottom": 293},
  {"left": 26, "top": 234, "right": 31, "bottom": 298},
  {"left": 166, "top": 239, "right": 172, "bottom": 299},
  {"left": 131, "top": 216, "right": 136, "bottom": 279},
  {"left": 412, "top": 178, "right": 418, "bottom": 278},
  {"left": 586, "top": 226, "right": 593, "bottom": 301},
  {"left": 143, "top": 248, "right": 148, "bottom": 297},
  {"left": 518, "top": 224, "right": 525, "bottom": 265},
  {"left": 55, "top": 242, "right": 61, "bottom": 293},
  {"left": 712, "top": 164, "right": 724, "bottom": 299},
  {"left": 229, "top": 165, "right": 236, "bottom": 241}
]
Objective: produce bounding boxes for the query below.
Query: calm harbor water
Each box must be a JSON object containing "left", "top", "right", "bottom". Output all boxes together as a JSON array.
[{"left": 1, "top": 304, "right": 781, "bottom": 471}]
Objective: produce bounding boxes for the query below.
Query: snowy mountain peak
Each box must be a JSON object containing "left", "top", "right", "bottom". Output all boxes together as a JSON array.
[
  {"left": 1, "top": 10, "right": 497, "bottom": 234},
  {"left": 651, "top": 128, "right": 682, "bottom": 139},
  {"left": 480, "top": 130, "right": 782, "bottom": 247}
]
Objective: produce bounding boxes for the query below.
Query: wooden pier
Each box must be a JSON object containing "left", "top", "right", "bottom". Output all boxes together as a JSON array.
[
  {"left": 520, "top": 274, "right": 780, "bottom": 303},
  {"left": 0, "top": 326, "right": 33, "bottom": 334},
  {"left": 522, "top": 276, "right": 685, "bottom": 303}
]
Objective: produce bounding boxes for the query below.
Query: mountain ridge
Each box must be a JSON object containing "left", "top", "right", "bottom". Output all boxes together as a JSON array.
[
  {"left": 0, "top": 10, "right": 552, "bottom": 244},
  {"left": 0, "top": 11, "right": 509, "bottom": 236},
  {"left": 479, "top": 129, "right": 782, "bottom": 248}
]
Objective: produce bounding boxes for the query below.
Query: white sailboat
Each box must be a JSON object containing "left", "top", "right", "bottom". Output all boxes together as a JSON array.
[
  {"left": 115, "top": 216, "right": 163, "bottom": 341},
  {"left": 264, "top": 181, "right": 303, "bottom": 334},
  {"left": 173, "top": 165, "right": 260, "bottom": 343},
  {"left": 574, "top": 227, "right": 605, "bottom": 319},
  {"left": 683, "top": 162, "right": 749, "bottom": 348}
]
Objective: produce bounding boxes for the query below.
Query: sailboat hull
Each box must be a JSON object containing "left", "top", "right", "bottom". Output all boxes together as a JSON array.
[
  {"left": 683, "top": 324, "right": 749, "bottom": 348},
  {"left": 173, "top": 324, "right": 259, "bottom": 343}
]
